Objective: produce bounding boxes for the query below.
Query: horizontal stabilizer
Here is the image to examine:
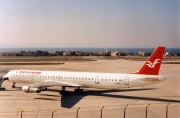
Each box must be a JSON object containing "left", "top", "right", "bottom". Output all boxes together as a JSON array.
[{"left": 163, "top": 74, "right": 180, "bottom": 79}]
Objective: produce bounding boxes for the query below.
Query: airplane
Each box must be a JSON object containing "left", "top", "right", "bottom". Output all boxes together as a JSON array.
[{"left": 1, "top": 46, "right": 175, "bottom": 95}]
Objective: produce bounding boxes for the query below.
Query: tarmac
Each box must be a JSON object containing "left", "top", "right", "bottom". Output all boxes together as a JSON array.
[{"left": 0, "top": 59, "right": 179, "bottom": 118}]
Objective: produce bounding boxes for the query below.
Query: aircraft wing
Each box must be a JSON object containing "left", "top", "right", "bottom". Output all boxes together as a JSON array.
[{"left": 28, "top": 80, "right": 82, "bottom": 88}]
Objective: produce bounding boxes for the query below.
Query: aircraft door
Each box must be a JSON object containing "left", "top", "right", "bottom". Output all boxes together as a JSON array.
[
  {"left": 11, "top": 74, "right": 14, "bottom": 79},
  {"left": 95, "top": 76, "right": 99, "bottom": 84},
  {"left": 11, "top": 73, "right": 17, "bottom": 80},
  {"left": 124, "top": 76, "right": 129, "bottom": 85}
]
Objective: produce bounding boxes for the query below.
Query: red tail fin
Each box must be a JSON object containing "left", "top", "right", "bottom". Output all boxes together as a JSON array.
[{"left": 133, "top": 46, "right": 165, "bottom": 75}]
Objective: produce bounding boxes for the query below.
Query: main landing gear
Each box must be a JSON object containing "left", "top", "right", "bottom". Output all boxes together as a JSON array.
[
  {"left": 74, "top": 87, "right": 83, "bottom": 94},
  {"left": 60, "top": 86, "right": 69, "bottom": 95},
  {"left": 59, "top": 87, "right": 84, "bottom": 95}
]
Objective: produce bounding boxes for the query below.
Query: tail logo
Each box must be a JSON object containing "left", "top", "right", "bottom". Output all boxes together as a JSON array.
[{"left": 146, "top": 59, "right": 161, "bottom": 68}]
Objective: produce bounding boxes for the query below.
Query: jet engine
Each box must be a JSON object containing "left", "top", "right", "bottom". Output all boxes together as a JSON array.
[{"left": 22, "top": 86, "right": 41, "bottom": 93}]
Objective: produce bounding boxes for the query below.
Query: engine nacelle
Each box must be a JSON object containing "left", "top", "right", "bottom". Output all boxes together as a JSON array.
[{"left": 22, "top": 86, "right": 41, "bottom": 93}]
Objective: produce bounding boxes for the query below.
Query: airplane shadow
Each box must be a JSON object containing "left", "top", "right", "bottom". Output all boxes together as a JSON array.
[
  {"left": 0, "top": 87, "right": 22, "bottom": 91},
  {"left": 0, "top": 87, "right": 5, "bottom": 91},
  {"left": 34, "top": 88, "right": 180, "bottom": 108}
]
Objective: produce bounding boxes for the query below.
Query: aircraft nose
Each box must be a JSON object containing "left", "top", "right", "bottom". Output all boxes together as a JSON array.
[
  {"left": 3, "top": 77, "right": 9, "bottom": 80},
  {"left": 3, "top": 73, "right": 10, "bottom": 80}
]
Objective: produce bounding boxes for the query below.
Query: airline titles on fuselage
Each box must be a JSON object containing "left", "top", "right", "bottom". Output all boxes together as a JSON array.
[{"left": 18, "top": 71, "right": 41, "bottom": 75}]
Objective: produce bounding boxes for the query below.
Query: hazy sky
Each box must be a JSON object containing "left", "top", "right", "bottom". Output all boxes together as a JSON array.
[{"left": 0, "top": 0, "right": 179, "bottom": 48}]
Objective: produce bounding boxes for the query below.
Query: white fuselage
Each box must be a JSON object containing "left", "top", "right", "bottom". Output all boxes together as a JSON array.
[{"left": 4, "top": 70, "right": 165, "bottom": 89}]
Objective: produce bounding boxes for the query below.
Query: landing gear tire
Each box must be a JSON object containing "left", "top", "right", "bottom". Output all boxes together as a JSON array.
[
  {"left": 12, "top": 84, "right": 15, "bottom": 88},
  {"left": 40, "top": 87, "right": 47, "bottom": 91}
]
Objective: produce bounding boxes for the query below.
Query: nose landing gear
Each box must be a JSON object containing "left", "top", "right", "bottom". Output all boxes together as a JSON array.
[{"left": 12, "top": 83, "right": 16, "bottom": 88}]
